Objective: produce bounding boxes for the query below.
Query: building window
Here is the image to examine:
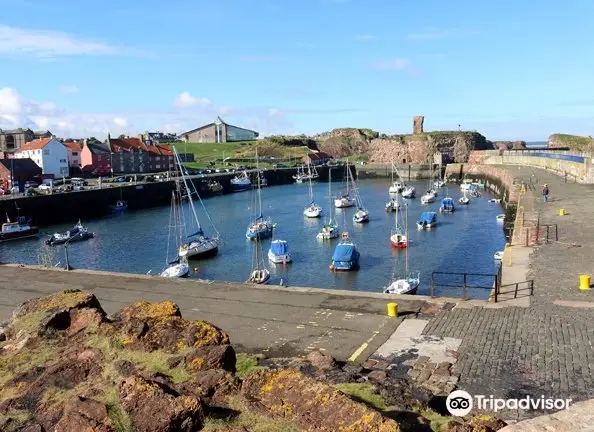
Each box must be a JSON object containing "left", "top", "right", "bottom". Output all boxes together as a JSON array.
[
  {"left": 155, "top": 156, "right": 161, "bottom": 161},
  {"left": 60, "top": 167, "right": 68, "bottom": 175},
  {"left": 59, "top": 159, "right": 67, "bottom": 163},
  {"left": 72, "top": 152, "right": 78, "bottom": 156}
]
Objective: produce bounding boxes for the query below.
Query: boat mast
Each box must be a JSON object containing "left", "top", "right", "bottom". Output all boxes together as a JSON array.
[
  {"left": 328, "top": 168, "right": 333, "bottom": 224},
  {"left": 256, "top": 147, "right": 262, "bottom": 217},
  {"left": 405, "top": 204, "right": 409, "bottom": 275},
  {"left": 391, "top": 161, "right": 394, "bottom": 184},
  {"left": 173, "top": 147, "right": 203, "bottom": 234}
]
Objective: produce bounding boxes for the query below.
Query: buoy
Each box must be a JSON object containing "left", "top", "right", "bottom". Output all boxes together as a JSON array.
[
  {"left": 193, "top": 267, "right": 199, "bottom": 272},
  {"left": 387, "top": 303, "right": 398, "bottom": 317},
  {"left": 559, "top": 208, "right": 565, "bottom": 216},
  {"left": 329, "top": 264, "right": 335, "bottom": 272}
]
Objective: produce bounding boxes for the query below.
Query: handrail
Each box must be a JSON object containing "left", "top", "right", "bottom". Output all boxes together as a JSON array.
[{"left": 430, "top": 270, "right": 499, "bottom": 301}]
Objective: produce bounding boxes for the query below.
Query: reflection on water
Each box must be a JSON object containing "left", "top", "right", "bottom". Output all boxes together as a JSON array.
[{"left": 0, "top": 179, "right": 506, "bottom": 298}]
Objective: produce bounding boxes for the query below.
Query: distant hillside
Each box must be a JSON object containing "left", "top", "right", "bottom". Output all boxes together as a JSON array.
[{"left": 548, "top": 133, "right": 594, "bottom": 151}]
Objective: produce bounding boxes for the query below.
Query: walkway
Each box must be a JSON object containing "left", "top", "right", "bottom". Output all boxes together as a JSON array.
[{"left": 420, "top": 166, "right": 594, "bottom": 418}]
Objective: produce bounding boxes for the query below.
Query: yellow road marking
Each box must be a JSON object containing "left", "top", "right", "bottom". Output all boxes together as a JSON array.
[{"left": 348, "top": 330, "right": 380, "bottom": 362}]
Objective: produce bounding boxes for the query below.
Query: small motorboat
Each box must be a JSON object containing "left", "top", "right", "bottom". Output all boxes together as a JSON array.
[
  {"left": 439, "top": 197, "right": 455, "bottom": 213},
  {"left": 402, "top": 186, "right": 416, "bottom": 199},
  {"left": 460, "top": 178, "right": 474, "bottom": 191},
  {"left": 434, "top": 180, "right": 446, "bottom": 188},
  {"left": 268, "top": 239, "right": 292, "bottom": 264},
  {"left": 160, "top": 258, "right": 190, "bottom": 278},
  {"left": 390, "top": 230, "right": 408, "bottom": 248},
  {"left": 317, "top": 222, "right": 339, "bottom": 240},
  {"left": 496, "top": 214, "right": 505, "bottom": 223},
  {"left": 231, "top": 171, "right": 252, "bottom": 192},
  {"left": 459, "top": 195, "right": 470, "bottom": 205},
  {"left": 417, "top": 212, "right": 437, "bottom": 229},
  {"left": 494, "top": 251, "right": 504, "bottom": 260},
  {"left": 247, "top": 268, "right": 270, "bottom": 284},
  {"left": 110, "top": 200, "right": 128, "bottom": 214},
  {"left": 0, "top": 216, "right": 39, "bottom": 242},
  {"left": 46, "top": 221, "right": 94, "bottom": 246},
  {"left": 207, "top": 180, "right": 223, "bottom": 194},
  {"left": 488, "top": 198, "right": 501, "bottom": 203},
  {"left": 385, "top": 199, "right": 400, "bottom": 212},
  {"left": 383, "top": 275, "right": 420, "bottom": 295},
  {"left": 353, "top": 208, "right": 369, "bottom": 223},
  {"left": 330, "top": 232, "right": 360, "bottom": 271}
]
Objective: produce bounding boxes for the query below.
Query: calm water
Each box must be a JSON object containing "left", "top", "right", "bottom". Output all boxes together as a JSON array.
[{"left": 0, "top": 179, "right": 506, "bottom": 299}]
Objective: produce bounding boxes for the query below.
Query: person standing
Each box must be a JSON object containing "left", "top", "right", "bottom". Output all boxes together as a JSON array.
[{"left": 542, "top": 184, "right": 549, "bottom": 202}]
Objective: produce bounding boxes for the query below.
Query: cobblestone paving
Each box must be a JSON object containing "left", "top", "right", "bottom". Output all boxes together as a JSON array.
[{"left": 422, "top": 166, "right": 594, "bottom": 418}]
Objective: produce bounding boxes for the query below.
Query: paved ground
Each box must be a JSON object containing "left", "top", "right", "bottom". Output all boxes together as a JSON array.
[
  {"left": 0, "top": 265, "right": 431, "bottom": 362},
  {"left": 418, "top": 166, "right": 594, "bottom": 418}
]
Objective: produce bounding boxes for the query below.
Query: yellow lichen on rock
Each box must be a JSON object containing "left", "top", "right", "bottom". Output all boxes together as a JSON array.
[
  {"left": 119, "top": 301, "right": 181, "bottom": 321},
  {"left": 190, "top": 357, "right": 205, "bottom": 371},
  {"left": 191, "top": 320, "right": 230, "bottom": 348}
]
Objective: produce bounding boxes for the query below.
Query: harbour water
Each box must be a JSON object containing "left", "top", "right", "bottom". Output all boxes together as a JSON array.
[{"left": 0, "top": 178, "right": 506, "bottom": 299}]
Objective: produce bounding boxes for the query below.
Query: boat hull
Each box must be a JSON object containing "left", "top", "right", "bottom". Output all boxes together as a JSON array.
[
  {"left": 331, "top": 260, "right": 360, "bottom": 271},
  {"left": 267, "top": 250, "right": 292, "bottom": 264},
  {"left": 247, "top": 269, "right": 270, "bottom": 284},
  {"left": 160, "top": 263, "right": 190, "bottom": 278},
  {"left": 46, "top": 232, "right": 94, "bottom": 246},
  {"left": 334, "top": 198, "right": 356, "bottom": 208},
  {"left": 304, "top": 205, "right": 322, "bottom": 218},
  {"left": 353, "top": 210, "right": 369, "bottom": 223},
  {"left": 246, "top": 225, "right": 274, "bottom": 240},
  {"left": 383, "top": 279, "right": 419, "bottom": 295},
  {"left": 317, "top": 224, "right": 339, "bottom": 240},
  {"left": 231, "top": 179, "right": 252, "bottom": 191},
  {"left": 390, "top": 235, "right": 408, "bottom": 248},
  {"left": 179, "top": 241, "right": 219, "bottom": 259},
  {"left": 0, "top": 227, "right": 39, "bottom": 242}
]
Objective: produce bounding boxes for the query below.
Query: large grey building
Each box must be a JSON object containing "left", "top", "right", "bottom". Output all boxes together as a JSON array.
[
  {"left": 0, "top": 128, "right": 52, "bottom": 152},
  {"left": 180, "top": 116, "right": 259, "bottom": 143}
]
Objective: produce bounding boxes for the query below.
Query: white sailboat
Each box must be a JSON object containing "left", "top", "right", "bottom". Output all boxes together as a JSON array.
[
  {"left": 317, "top": 169, "right": 339, "bottom": 240},
  {"left": 334, "top": 161, "right": 356, "bottom": 208},
  {"left": 459, "top": 189, "right": 470, "bottom": 205},
  {"left": 161, "top": 190, "right": 190, "bottom": 278},
  {"left": 352, "top": 167, "right": 369, "bottom": 223},
  {"left": 246, "top": 147, "right": 274, "bottom": 240},
  {"left": 420, "top": 163, "right": 437, "bottom": 204},
  {"left": 175, "top": 148, "right": 220, "bottom": 259},
  {"left": 388, "top": 162, "right": 405, "bottom": 194},
  {"left": 384, "top": 205, "right": 420, "bottom": 295},
  {"left": 402, "top": 185, "right": 416, "bottom": 199},
  {"left": 390, "top": 198, "right": 408, "bottom": 248},
  {"left": 247, "top": 227, "right": 270, "bottom": 284},
  {"left": 293, "top": 163, "right": 319, "bottom": 183},
  {"left": 303, "top": 166, "right": 322, "bottom": 218}
]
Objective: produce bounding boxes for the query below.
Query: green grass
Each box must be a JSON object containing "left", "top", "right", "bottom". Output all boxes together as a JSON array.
[
  {"left": 549, "top": 133, "right": 594, "bottom": 150},
  {"left": 332, "top": 383, "right": 387, "bottom": 411},
  {"left": 235, "top": 353, "right": 268, "bottom": 378},
  {"left": 0, "top": 409, "right": 33, "bottom": 432}
]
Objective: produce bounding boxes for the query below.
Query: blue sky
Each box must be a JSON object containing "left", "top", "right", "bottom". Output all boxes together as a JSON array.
[{"left": 1, "top": 0, "right": 593, "bottom": 140}]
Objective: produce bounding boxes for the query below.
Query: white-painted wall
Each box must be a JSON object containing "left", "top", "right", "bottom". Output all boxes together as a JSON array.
[{"left": 14, "top": 138, "right": 69, "bottom": 178}]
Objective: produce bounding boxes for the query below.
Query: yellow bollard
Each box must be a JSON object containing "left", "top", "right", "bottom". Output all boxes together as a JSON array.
[
  {"left": 579, "top": 274, "right": 591, "bottom": 291},
  {"left": 387, "top": 302, "right": 398, "bottom": 317},
  {"left": 559, "top": 208, "right": 565, "bottom": 216}
]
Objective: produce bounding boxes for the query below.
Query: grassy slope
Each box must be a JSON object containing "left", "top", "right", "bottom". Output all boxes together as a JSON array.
[{"left": 549, "top": 133, "right": 593, "bottom": 150}]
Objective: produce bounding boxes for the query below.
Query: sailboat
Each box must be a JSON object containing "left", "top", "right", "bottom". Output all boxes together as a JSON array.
[
  {"left": 434, "top": 158, "right": 446, "bottom": 188},
  {"left": 420, "top": 163, "right": 438, "bottom": 204},
  {"left": 402, "top": 185, "right": 416, "bottom": 199},
  {"left": 160, "top": 190, "right": 190, "bottom": 278},
  {"left": 330, "top": 231, "right": 360, "bottom": 271},
  {"left": 303, "top": 167, "right": 322, "bottom": 218},
  {"left": 390, "top": 198, "right": 408, "bottom": 248},
  {"left": 439, "top": 190, "right": 455, "bottom": 213},
  {"left": 174, "top": 148, "right": 220, "bottom": 259},
  {"left": 110, "top": 187, "right": 128, "bottom": 214},
  {"left": 317, "top": 169, "right": 339, "bottom": 240},
  {"left": 334, "top": 162, "right": 356, "bottom": 208},
  {"left": 247, "top": 230, "right": 270, "bottom": 284},
  {"left": 246, "top": 147, "right": 274, "bottom": 240},
  {"left": 459, "top": 189, "right": 470, "bottom": 205},
  {"left": 388, "top": 162, "right": 405, "bottom": 194},
  {"left": 384, "top": 205, "right": 420, "bottom": 295},
  {"left": 294, "top": 163, "right": 319, "bottom": 183},
  {"left": 350, "top": 167, "right": 369, "bottom": 223}
]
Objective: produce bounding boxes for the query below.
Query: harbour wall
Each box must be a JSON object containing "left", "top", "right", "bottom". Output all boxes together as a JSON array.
[
  {"left": 0, "top": 165, "right": 353, "bottom": 227},
  {"left": 356, "top": 163, "right": 443, "bottom": 180},
  {"left": 468, "top": 149, "right": 594, "bottom": 183}
]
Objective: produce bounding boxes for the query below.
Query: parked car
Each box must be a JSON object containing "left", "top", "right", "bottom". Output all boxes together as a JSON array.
[
  {"left": 38, "top": 184, "right": 52, "bottom": 191},
  {"left": 272, "top": 163, "right": 287, "bottom": 168},
  {"left": 24, "top": 181, "right": 39, "bottom": 189},
  {"left": 115, "top": 177, "right": 125, "bottom": 183}
]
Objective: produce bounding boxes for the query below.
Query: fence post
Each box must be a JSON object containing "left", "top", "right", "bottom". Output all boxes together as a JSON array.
[
  {"left": 546, "top": 225, "right": 550, "bottom": 244},
  {"left": 494, "top": 274, "right": 498, "bottom": 303},
  {"left": 555, "top": 224, "right": 559, "bottom": 241},
  {"left": 531, "top": 280, "right": 534, "bottom": 296},
  {"left": 430, "top": 274, "right": 435, "bottom": 298},
  {"left": 463, "top": 273, "right": 467, "bottom": 300}
]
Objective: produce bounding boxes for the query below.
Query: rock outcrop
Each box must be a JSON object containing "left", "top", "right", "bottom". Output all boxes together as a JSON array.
[
  {"left": 315, "top": 128, "right": 490, "bottom": 163},
  {"left": 491, "top": 141, "right": 527, "bottom": 150},
  {"left": 548, "top": 133, "right": 594, "bottom": 150}
]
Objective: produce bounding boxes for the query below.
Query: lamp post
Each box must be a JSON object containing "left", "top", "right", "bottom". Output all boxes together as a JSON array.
[{"left": 63, "top": 240, "right": 72, "bottom": 270}]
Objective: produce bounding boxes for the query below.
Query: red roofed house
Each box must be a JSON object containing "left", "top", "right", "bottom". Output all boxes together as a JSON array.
[
  {"left": 13, "top": 136, "right": 69, "bottom": 178},
  {"left": 302, "top": 151, "right": 332, "bottom": 166},
  {"left": 63, "top": 141, "right": 83, "bottom": 169},
  {"left": 107, "top": 134, "right": 175, "bottom": 174},
  {"left": 81, "top": 140, "right": 112, "bottom": 176}
]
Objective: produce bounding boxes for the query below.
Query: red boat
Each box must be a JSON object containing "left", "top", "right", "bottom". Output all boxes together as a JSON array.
[
  {"left": 0, "top": 217, "right": 39, "bottom": 242},
  {"left": 390, "top": 232, "right": 408, "bottom": 248}
]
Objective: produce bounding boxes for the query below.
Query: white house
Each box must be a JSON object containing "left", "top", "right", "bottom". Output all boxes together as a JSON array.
[{"left": 14, "top": 136, "right": 69, "bottom": 178}]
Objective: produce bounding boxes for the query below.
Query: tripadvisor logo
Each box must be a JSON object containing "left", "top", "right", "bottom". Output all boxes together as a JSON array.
[{"left": 446, "top": 390, "right": 573, "bottom": 415}]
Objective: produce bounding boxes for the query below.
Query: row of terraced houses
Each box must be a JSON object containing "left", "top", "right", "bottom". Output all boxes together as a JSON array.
[{"left": 0, "top": 128, "right": 176, "bottom": 187}]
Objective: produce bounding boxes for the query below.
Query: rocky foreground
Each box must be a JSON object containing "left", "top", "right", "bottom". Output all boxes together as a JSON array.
[{"left": 0, "top": 290, "right": 508, "bottom": 431}]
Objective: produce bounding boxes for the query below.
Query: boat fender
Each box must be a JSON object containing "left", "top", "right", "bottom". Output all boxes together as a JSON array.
[
  {"left": 329, "top": 264, "right": 335, "bottom": 272},
  {"left": 193, "top": 267, "right": 199, "bottom": 272}
]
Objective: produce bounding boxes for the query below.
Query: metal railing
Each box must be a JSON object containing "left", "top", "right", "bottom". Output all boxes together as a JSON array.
[
  {"left": 497, "top": 280, "right": 534, "bottom": 299},
  {"left": 430, "top": 270, "right": 500, "bottom": 301}
]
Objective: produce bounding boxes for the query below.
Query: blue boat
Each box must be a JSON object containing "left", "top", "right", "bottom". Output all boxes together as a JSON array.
[
  {"left": 439, "top": 197, "right": 455, "bottom": 213},
  {"left": 110, "top": 200, "right": 128, "bottom": 214},
  {"left": 331, "top": 233, "right": 360, "bottom": 271},
  {"left": 231, "top": 171, "right": 252, "bottom": 192},
  {"left": 268, "top": 239, "right": 292, "bottom": 263},
  {"left": 416, "top": 211, "right": 437, "bottom": 229}
]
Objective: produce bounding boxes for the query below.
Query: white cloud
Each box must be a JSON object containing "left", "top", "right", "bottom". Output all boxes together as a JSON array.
[
  {"left": 174, "top": 91, "right": 211, "bottom": 108},
  {"left": 59, "top": 85, "right": 79, "bottom": 94},
  {"left": 0, "top": 25, "right": 146, "bottom": 59},
  {"left": 113, "top": 117, "right": 128, "bottom": 127},
  {"left": 356, "top": 34, "right": 377, "bottom": 41},
  {"left": 372, "top": 58, "right": 411, "bottom": 70},
  {"left": 0, "top": 87, "right": 292, "bottom": 139}
]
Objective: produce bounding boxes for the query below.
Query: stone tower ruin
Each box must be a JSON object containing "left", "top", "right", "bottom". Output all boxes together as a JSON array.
[{"left": 413, "top": 116, "right": 424, "bottom": 134}]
